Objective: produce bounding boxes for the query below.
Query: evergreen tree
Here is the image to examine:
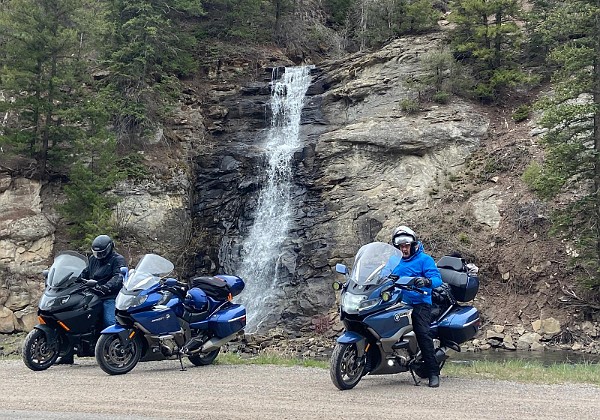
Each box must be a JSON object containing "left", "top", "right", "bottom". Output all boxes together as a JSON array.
[
  {"left": 527, "top": 0, "right": 600, "bottom": 289},
  {"left": 325, "top": 0, "right": 439, "bottom": 52},
  {"left": 449, "top": 0, "right": 530, "bottom": 101},
  {"left": 100, "top": 0, "right": 202, "bottom": 143},
  {"left": 0, "top": 0, "right": 93, "bottom": 176}
]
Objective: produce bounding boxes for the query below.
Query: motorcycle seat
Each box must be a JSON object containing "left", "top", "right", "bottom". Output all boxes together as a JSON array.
[{"left": 436, "top": 256, "right": 466, "bottom": 271}]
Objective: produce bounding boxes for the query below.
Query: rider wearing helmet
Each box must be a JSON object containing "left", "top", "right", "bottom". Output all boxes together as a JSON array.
[
  {"left": 57, "top": 234, "right": 126, "bottom": 365},
  {"left": 390, "top": 225, "right": 443, "bottom": 387},
  {"left": 83, "top": 235, "right": 127, "bottom": 327}
]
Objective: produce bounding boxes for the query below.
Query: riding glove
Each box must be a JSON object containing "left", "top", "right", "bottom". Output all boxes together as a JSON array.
[
  {"left": 92, "top": 285, "right": 110, "bottom": 296},
  {"left": 413, "top": 277, "right": 432, "bottom": 288}
]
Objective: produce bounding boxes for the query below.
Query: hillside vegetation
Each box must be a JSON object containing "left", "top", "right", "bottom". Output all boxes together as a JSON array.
[{"left": 1, "top": 0, "right": 600, "bottom": 311}]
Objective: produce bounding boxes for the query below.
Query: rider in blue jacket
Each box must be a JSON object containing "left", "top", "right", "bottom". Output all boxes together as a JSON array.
[{"left": 390, "top": 226, "right": 442, "bottom": 388}]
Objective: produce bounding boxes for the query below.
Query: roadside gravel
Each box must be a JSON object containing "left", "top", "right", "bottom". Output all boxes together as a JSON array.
[{"left": 0, "top": 358, "right": 598, "bottom": 419}]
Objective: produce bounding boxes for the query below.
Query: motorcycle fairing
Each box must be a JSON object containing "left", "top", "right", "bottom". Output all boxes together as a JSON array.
[{"left": 130, "top": 306, "right": 181, "bottom": 334}]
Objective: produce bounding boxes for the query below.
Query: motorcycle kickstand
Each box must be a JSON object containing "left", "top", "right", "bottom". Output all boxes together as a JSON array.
[
  {"left": 409, "top": 369, "right": 421, "bottom": 386},
  {"left": 408, "top": 363, "right": 421, "bottom": 386},
  {"left": 178, "top": 352, "right": 187, "bottom": 372}
]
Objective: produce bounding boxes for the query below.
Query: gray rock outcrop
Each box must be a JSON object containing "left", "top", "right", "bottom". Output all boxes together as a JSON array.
[{"left": 192, "top": 33, "right": 490, "bottom": 331}]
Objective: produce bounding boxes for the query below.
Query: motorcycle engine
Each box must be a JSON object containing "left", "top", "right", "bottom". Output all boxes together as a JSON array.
[
  {"left": 392, "top": 348, "right": 411, "bottom": 367},
  {"left": 159, "top": 337, "right": 177, "bottom": 356}
]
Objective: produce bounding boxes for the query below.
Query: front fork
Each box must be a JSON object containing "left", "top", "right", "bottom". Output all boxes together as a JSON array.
[
  {"left": 337, "top": 331, "right": 369, "bottom": 371},
  {"left": 101, "top": 324, "right": 137, "bottom": 350}
]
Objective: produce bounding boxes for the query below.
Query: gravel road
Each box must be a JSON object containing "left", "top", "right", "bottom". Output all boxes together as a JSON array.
[{"left": 0, "top": 358, "right": 598, "bottom": 420}]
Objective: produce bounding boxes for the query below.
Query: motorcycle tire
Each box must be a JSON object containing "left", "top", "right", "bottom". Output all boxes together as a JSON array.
[
  {"left": 95, "top": 333, "right": 143, "bottom": 375},
  {"left": 22, "top": 328, "right": 60, "bottom": 371},
  {"left": 188, "top": 348, "right": 220, "bottom": 366},
  {"left": 330, "top": 343, "right": 365, "bottom": 390}
]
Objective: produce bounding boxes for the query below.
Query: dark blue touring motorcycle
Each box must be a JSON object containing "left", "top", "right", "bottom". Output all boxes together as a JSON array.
[
  {"left": 94, "top": 254, "right": 246, "bottom": 375},
  {"left": 330, "top": 242, "right": 480, "bottom": 390}
]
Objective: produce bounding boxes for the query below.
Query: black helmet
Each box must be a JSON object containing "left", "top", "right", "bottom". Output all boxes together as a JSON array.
[
  {"left": 91, "top": 235, "right": 114, "bottom": 260},
  {"left": 391, "top": 225, "right": 418, "bottom": 256}
]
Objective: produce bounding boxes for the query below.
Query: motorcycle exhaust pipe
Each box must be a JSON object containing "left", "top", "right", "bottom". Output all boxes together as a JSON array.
[{"left": 199, "top": 332, "right": 240, "bottom": 353}]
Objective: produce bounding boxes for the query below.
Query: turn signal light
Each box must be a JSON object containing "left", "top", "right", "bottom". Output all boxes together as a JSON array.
[
  {"left": 381, "top": 291, "right": 392, "bottom": 302},
  {"left": 332, "top": 281, "right": 344, "bottom": 291},
  {"left": 57, "top": 321, "right": 70, "bottom": 331}
]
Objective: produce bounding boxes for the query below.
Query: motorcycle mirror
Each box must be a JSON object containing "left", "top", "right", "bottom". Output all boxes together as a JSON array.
[
  {"left": 42, "top": 269, "right": 49, "bottom": 279},
  {"left": 84, "top": 279, "right": 98, "bottom": 287},
  {"left": 163, "top": 278, "right": 178, "bottom": 287},
  {"left": 335, "top": 263, "right": 348, "bottom": 275}
]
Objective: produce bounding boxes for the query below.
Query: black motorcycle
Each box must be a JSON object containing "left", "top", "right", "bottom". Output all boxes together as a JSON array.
[{"left": 22, "top": 251, "right": 103, "bottom": 370}]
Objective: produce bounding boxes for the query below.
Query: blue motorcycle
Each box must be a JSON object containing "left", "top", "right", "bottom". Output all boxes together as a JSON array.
[
  {"left": 330, "top": 242, "right": 480, "bottom": 390},
  {"left": 94, "top": 254, "right": 246, "bottom": 375}
]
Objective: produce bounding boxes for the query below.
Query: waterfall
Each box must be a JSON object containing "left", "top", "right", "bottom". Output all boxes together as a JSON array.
[{"left": 237, "top": 66, "right": 312, "bottom": 332}]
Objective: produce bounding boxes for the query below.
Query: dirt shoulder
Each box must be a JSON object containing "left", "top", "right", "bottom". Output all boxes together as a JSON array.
[{"left": 0, "top": 358, "right": 598, "bottom": 420}]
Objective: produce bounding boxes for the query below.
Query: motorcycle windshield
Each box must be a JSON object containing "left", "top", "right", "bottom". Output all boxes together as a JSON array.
[
  {"left": 46, "top": 251, "right": 88, "bottom": 287},
  {"left": 123, "top": 254, "right": 174, "bottom": 291},
  {"left": 350, "top": 242, "right": 403, "bottom": 287}
]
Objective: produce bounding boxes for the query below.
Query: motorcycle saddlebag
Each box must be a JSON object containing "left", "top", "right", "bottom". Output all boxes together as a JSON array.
[
  {"left": 437, "top": 256, "right": 479, "bottom": 302},
  {"left": 437, "top": 306, "right": 480, "bottom": 345},
  {"left": 208, "top": 304, "right": 246, "bottom": 338},
  {"left": 190, "top": 276, "right": 231, "bottom": 300}
]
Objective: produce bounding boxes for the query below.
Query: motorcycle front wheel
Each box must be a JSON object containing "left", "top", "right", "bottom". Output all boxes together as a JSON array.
[
  {"left": 95, "top": 333, "right": 142, "bottom": 375},
  {"left": 22, "top": 328, "right": 60, "bottom": 371},
  {"left": 188, "top": 348, "right": 220, "bottom": 366},
  {"left": 330, "top": 342, "right": 365, "bottom": 390}
]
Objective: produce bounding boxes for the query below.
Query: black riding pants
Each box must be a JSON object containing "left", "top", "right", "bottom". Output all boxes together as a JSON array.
[{"left": 411, "top": 303, "right": 440, "bottom": 377}]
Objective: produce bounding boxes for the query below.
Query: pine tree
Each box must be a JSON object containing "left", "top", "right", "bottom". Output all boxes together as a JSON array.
[
  {"left": 449, "top": 0, "right": 530, "bottom": 101},
  {"left": 100, "top": 0, "right": 202, "bottom": 143},
  {"left": 528, "top": 0, "right": 600, "bottom": 289},
  {"left": 0, "top": 0, "right": 93, "bottom": 176}
]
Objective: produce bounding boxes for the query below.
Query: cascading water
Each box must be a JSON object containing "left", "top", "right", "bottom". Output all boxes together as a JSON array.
[{"left": 236, "top": 66, "right": 312, "bottom": 332}]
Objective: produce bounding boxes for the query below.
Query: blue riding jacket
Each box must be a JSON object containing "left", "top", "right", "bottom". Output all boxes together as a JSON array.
[{"left": 390, "top": 242, "right": 442, "bottom": 305}]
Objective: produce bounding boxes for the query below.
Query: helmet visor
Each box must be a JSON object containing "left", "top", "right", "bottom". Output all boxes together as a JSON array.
[
  {"left": 92, "top": 245, "right": 110, "bottom": 259},
  {"left": 393, "top": 234, "right": 414, "bottom": 246}
]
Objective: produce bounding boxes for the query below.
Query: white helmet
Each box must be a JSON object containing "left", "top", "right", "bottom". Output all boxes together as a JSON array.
[{"left": 391, "top": 226, "right": 418, "bottom": 255}]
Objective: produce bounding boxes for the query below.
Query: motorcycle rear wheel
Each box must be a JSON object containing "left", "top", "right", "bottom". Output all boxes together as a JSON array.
[
  {"left": 330, "top": 343, "right": 365, "bottom": 390},
  {"left": 188, "top": 348, "right": 220, "bottom": 366},
  {"left": 22, "top": 328, "right": 60, "bottom": 371},
  {"left": 95, "top": 333, "right": 142, "bottom": 375}
]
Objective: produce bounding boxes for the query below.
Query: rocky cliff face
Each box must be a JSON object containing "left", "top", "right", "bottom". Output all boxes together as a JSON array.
[
  {"left": 191, "top": 33, "right": 491, "bottom": 331},
  {"left": 2, "top": 32, "right": 597, "bottom": 349}
]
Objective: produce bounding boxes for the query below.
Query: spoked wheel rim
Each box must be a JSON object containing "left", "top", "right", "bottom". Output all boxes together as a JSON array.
[
  {"left": 330, "top": 343, "right": 365, "bottom": 390},
  {"left": 104, "top": 338, "right": 134, "bottom": 366},
  {"left": 22, "top": 329, "right": 59, "bottom": 371},
  {"left": 95, "top": 334, "right": 141, "bottom": 375},
  {"left": 340, "top": 345, "right": 361, "bottom": 379}
]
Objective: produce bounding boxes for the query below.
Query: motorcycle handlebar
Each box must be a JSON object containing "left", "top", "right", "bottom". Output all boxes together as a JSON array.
[{"left": 387, "top": 276, "right": 428, "bottom": 296}]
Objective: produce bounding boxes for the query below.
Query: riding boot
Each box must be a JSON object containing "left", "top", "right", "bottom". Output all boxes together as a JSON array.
[
  {"left": 428, "top": 374, "right": 440, "bottom": 388},
  {"left": 56, "top": 353, "right": 74, "bottom": 365}
]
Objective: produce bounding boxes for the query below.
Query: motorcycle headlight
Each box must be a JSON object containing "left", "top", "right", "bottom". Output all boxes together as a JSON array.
[
  {"left": 341, "top": 293, "right": 380, "bottom": 313},
  {"left": 341, "top": 292, "right": 363, "bottom": 312},
  {"left": 39, "top": 294, "right": 54, "bottom": 310},
  {"left": 115, "top": 292, "right": 148, "bottom": 310},
  {"left": 358, "top": 297, "right": 380, "bottom": 311}
]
